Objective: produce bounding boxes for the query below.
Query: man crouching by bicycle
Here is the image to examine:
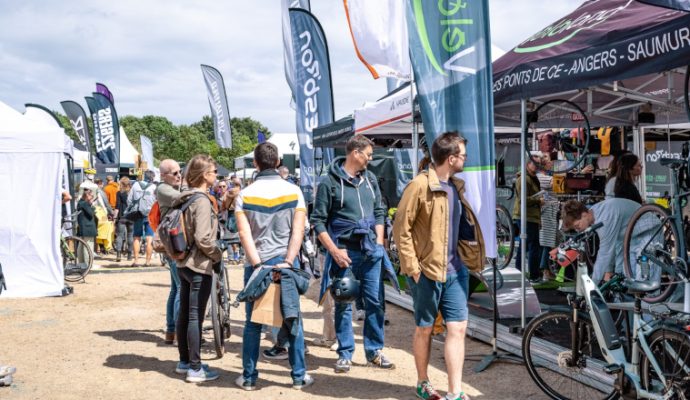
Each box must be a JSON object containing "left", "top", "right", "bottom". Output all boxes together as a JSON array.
[
  {"left": 561, "top": 198, "right": 643, "bottom": 284},
  {"left": 234, "top": 142, "right": 313, "bottom": 391}
]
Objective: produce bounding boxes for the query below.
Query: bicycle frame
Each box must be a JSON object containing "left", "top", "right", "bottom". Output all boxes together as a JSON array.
[{"left": 569, "top": 239, "right": 678, "bottom": 399}]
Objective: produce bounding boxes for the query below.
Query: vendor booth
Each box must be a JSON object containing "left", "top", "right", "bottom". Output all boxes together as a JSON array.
[
  {"left": 233, "top": 132, "right": 301, "bottom": 180},
  {"left": 0, "top": 101, "right": 66, "bottom": 297}
]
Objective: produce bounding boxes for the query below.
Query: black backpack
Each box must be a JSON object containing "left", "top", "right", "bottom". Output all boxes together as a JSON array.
[{"left": 157, "top": 193, "right": 211, "bottom": 260}]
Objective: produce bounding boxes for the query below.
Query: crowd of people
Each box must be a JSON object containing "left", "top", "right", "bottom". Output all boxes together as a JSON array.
[{"left": 61, "top": 132, "right": 501, "bottom": 400}]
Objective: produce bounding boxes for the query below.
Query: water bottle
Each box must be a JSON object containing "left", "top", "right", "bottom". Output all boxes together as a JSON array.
[{"left": 638, "top": 255, "right": 649, "bottom": 281}]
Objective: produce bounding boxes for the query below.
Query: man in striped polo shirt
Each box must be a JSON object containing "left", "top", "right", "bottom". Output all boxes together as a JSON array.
[{"left": 234, "top": 142, "right": 313, "bottom": 391}]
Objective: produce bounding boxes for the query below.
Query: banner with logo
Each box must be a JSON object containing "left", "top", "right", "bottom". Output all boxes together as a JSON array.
[
  {"left": 200, "top": 65, "right": 233, "bottom": 149},
  {"left": 282, "top": 0, "right": 311, "bottom": 109},
  {"left": 85, "top": 93, "right": 120, "bottom": 165},
  {"left": 493, "top": 0, "right": 690, "bottom": 105},
  {"left": 96, "top": 82, "right": 115, "bottom": 105},
  {"left": 407, "top": 0, "right": 496, "bottom": 256},
  {"left": 61, "top": 100, "right": 92, "bottom": 151},
  {"left": 344, "top": 0, "right": 410, "bottom": 80},
  {"left": 288, "top": 8, "right": 335, "bottom": 201},
  {"left": 140, "top": 135, "right": 154, "bottom": 169}
]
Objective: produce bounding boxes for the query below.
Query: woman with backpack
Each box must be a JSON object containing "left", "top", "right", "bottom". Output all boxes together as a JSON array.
[
  {"left": 115, "top": 177, "right": 134, "bottom": 262},
  {"left": 77, "top": 189, "right": 98, "bottom": 263},
  {"left": 172, "top": 154, "right": 223, "bottom": 383}
]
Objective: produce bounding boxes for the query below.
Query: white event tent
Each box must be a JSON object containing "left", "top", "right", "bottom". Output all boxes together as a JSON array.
[{"left": 0, "top": 101, "right": 65, "bottom": 297}]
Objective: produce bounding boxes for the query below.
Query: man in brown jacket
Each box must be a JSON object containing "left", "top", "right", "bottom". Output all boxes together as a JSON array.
[{"left": 393, "top": 132, "right": 485, "bottom": 400}]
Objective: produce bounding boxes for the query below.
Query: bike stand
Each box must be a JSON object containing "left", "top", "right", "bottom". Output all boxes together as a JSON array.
[{"left": 471, "top": 258, "right": 523, "bottom": 372}]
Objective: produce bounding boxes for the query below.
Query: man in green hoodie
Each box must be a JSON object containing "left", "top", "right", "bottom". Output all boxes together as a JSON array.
[{"left": 311, "top": 135, "right": 394, "bottom": 374}]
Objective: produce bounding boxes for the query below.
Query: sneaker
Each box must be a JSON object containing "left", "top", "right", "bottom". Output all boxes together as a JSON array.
[
  {"left": 334, "top": 358, "right": 352, "bottom": 373},
  {"left": 0, "top": 366, "right": 16, "bottom": 377},
  {"left": 416, "top": 380, "right": 443, "bottom": 400},
  {"left": 164, "top": 332, "right": 175, "bottom": 345},
  {"left": 175, "top": 361, "right": 209, "bottom": 375},
  {"left": 292, "top": 373, "right": 314, "bottom": 390},
  {"left": 368, "top": 350, "right": 395, "bottom": 369},
  {"left": 355, "top": 309, "right": 365, "bottom": 321},
  {"left": 445, "top": 392, "right": 470, "bottom": 400},
  {"left": 234, "top": 375, "right": 256, "bottom": 391},
  {"left": 185, "top": 367, "right": 219, "bottom": 383},
  {"left": 542, "top": 269, "right": 556, "bottom": 281},
  {"left": 330, "top": 341, "right": 339, "bottom": 352},
  {"left": 0, "top": 374, "right": 12, "bottom": 387},
  {"left": 312, "top": 338, "right": 336, "bottom": 348},
  {"left": 262, "top": 345, "right": 289, "bottom": 360}
]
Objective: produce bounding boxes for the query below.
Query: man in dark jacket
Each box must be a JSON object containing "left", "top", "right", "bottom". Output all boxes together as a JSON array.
[
  {"left": 235, "top": 142, "right": 312, "bottom": 391},
  {"left": 311, "top": 135, "right": 393, "bottom": 374}
]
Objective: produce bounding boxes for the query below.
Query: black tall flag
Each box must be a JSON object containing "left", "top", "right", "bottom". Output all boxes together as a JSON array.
[
  {"left": 61, "top": 100, "right": 92, "bottom": 151},
  {"left": 85, "top": 93, "right": 120, "bottom": 164}
]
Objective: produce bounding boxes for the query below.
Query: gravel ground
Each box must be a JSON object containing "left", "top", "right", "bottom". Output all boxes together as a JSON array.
[{"left": 0, "top": 255, "right": 549, "bottom": 399}]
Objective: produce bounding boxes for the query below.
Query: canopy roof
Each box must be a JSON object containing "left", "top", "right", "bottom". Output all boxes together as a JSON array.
[
  {"left": 314, "top": 46, "right": 507, "bottom": 148},
  {"left": 493, "top": 0, "right": 690, "bottom": 127}
]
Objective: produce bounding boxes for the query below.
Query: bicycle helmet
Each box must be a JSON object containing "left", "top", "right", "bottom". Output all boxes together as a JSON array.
[
  {"left": 330, "top": 267, "right": 360, "bottom": 303},
  {"left": 84, "top": 168, "right": 97, "bottom": 175}
]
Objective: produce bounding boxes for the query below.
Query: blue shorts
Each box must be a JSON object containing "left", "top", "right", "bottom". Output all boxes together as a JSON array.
[
  {"left": 133, "top": 218, "right": 154, "bottom": 238},
  {"left": 408, "top": 270, "right": 469, "bottom": 327}
]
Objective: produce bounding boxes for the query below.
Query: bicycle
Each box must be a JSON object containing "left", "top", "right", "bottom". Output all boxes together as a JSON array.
[
  {"left": 523, "top": 222, "right": 690, "bottom": 399},
  {"left": 623, "top": 149, "right": 690, "bottom": 304},
  {"left": 208, "top": 256, "right": 233, "bottom": 358},
  {"left": 61, "top": 212, "right": 94, "bottom": 282}
]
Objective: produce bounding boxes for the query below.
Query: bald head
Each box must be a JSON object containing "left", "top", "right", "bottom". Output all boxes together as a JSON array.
[{"left": 160, "top": 159, "right": 181, "bottom": 187}]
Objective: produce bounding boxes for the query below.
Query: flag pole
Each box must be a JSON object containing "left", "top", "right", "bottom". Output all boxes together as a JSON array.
[{"left": 410, "top": 68, "right": 419, "bottom": 176}]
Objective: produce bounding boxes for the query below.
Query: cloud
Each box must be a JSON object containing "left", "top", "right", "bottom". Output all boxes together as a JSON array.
[{"left": 0, "top": 0, "right": 579, "bottom": 133}]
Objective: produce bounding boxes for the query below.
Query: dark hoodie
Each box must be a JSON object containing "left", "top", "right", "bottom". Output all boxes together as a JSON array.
[{"left": 310, "top": 156, "right": 385, "bottom": 248}]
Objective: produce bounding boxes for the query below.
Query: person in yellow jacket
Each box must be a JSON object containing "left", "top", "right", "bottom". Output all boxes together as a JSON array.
[{"left": 393, "top": 132, "right": 485, "bottom": 400}]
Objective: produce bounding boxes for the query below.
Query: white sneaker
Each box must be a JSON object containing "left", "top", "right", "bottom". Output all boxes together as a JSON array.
[
  {"left": 0, "top": 366, "right": 16, "bottom": 377},
  {"left": 234, "top": 375, "right": 256, "bottom": 391},
  {"left": 293, "top": 373, "right": 314, "bottom": 389},
  {"left": 355, "top": 309, "right": 365, "bottom": 321},
  {"left": 0, "top": 374, "right": 12, "bottom": 387}
]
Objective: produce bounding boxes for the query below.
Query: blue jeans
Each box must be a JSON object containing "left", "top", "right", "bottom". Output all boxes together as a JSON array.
[
  {"left": 335, "top": 247, "right": 385, "bottom": 361},
  {"left": 242, "top": 257, "right": 306, "bottom": 383},
  {"left": 165, "top": 256, "right": 181, "bottom": 333},
  {"left": 514, "top": 221, "right": 542, "bottom": 279}
]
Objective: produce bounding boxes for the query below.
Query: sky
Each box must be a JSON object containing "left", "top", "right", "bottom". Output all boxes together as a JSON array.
[{"left": 0, "top": 0, "right": 580, "bottom": 133}]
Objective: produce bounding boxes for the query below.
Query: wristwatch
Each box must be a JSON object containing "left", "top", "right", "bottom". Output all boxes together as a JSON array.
[{"left": 252, "top": 263, "right": 261, "bottom": 269}]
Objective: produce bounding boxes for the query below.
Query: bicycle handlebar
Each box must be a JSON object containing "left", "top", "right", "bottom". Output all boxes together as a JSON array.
[{"left": 557, "top": 222, "right": 604, "bottom": 262}]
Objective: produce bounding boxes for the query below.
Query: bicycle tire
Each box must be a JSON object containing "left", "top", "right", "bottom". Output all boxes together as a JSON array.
[
  {"left": 640, "top": 327, "right": 690, "bottom": 397},
  {"left": 623, "top": 204, "right": 680, "bottom": 304},
  {"left": 481, "top": 267, "right": 504, "bottom": 291},
  {"left": 526, "top": 99, "right": 590, "bottom": 174},
  {"left": 522, "top": 310, "right": 618, "bottom": 400},
  {"left": 496, "top": 205, "right": 515, "bottom": 269},
  {"left": 221, "top": 265, "right": 232, "bottom": 339},
  {"left": 210, "top": 272, "right": 225, "bottom": 358},
  {"left": 63, "top": 236, "right": 94, "bottom": 282}
]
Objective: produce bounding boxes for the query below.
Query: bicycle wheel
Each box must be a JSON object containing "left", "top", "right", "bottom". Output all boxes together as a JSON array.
[
  {"left": 63, "top": 236, "right": 94, "bottom": 282},
  {"left": 210, "top": 271, "right": 226, "bottom": 358},
  {"left": 623, "top": 204, "right": 681, "bottom": 304},
  {"left": 640, "top": 327, "right": 690, "bottom": 397},
  {"left": 526, "top": 99, "right": 590, "bottom": 174},
  {"left": 495, "top": 205, "right": 515, "bottom": 269},
  {"left": 481, "top": 266, "right": 504, "bottom": 291},
  {"left": 523, "top": 310, "right": 618, "bottom": 400},
  {"left": 221, "top": 265, "right": 232, "bottom": 339}
]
